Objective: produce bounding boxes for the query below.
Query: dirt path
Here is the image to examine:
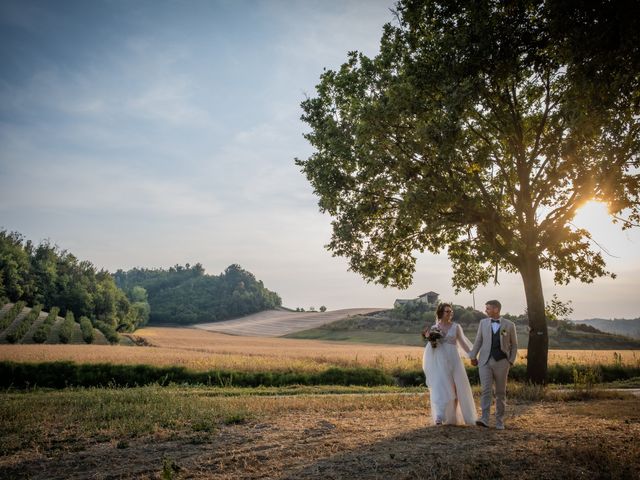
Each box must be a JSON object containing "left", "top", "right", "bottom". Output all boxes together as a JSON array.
[
  {"left": 2, "top": 396, "right": 638, "bottom": 479},
  {"left": 193, "top": 308, "right": 383, "bottom": 337}
]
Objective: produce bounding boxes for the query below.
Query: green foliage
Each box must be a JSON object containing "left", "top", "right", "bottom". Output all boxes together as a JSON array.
[
  {"left": 319, "top": 305, "right": 327, "bottom": 312},
  {"left": 32, "top": 325, "right": 48, "bottom": 344},
  {"left": 6, "top": 304, "right": 42, "bottom": 343},
  {"left": 0, "top": 301, "right": 26, "bottom": 331},
  {"left": 161, "top": 456, "right": 180, "bottom": 480},
  {"left": 114, "top": 263, "right": 282, "bottom": 325},
  {"left": 545, "top": 294, "right": 574, "bottom": 323},
  {"left": 390, "top": 302, "right": 482, "bottom": 327},
  {"left": 4, "top": 358, "right": 638, "bottom": 391},
  {"left": 32, "top": 306, "right": 59, "bottom": 344},
  {"left": 572, "top": 365, "right": 600, "bottom": 391},
  {"left": 0, "top": 230, "right": 147, "bottom": 332},
  {"left": 0, "top": 362, "right": 396, "bottom": 389},
  {"left": 94, "top": 320, "right": 119, "bottom": 344},
  {"left": 0, "top": 270, "right": 6, "bottom": 304},
  {"left": 0, "top": 232, "right": 33, "bottom": 300},
  {"left": 391, "top": 302, "right": 434, "bottom": 323},
  {"left": 79, "top": 316, "right": 94, "bottom": 344},
  {"left": 298, "top": 0, "right": 639, "bottom": 290},
  {"left": 396, "top": 363, "right": 640, "bottom": 387},
  {"left": 58, "top": 311, "right": 76, "bottom": 344}
]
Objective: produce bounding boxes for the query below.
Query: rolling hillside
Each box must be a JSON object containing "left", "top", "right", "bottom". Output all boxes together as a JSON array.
[
  {"left": 193, "top": 308, "right": 384, "bottom": 337},
  {"left": 573, "top": 318, "right": 640, "bottom": 339},
  {"left": 286, "top": 309, "right": 640, "bottom": 349}
]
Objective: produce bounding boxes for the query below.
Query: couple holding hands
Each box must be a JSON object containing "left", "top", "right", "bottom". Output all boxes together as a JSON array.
[{"left": 421, "top": 300, "right": 518, "bottom": 429}]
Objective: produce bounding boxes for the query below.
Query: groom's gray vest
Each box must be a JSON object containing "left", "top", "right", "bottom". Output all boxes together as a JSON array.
[{"left": 490, "top": 323, "right": 507, "bottom": 361}]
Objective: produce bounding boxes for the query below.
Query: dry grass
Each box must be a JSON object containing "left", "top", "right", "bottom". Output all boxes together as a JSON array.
[
  {"left": 543, "top": 349, "right": 639, "bottom": 366},
  {"left": 1, "top": 386, "right": 638, "bottom": 479},
  {"left": 0, "top": 326, "right": 638, "bottom": 374},
  {"left": 1, "top": 325, "right": 639, "bottom": 478}
]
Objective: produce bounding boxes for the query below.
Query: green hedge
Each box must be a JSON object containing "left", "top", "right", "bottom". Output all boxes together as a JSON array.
[
  {"left": 0, "top": 301, "right": 27, "bottom": 331},
  {"left": 79, "top": 316, "right": 94, "bottom": 344},
  {"left": 2, "top": 361, "right": 637, "bottom": 390},
  {"left": 396, "top": 364, "right": 640, "bottom": 387},
  {"left": 94, "top": 320, "right": 118, "bottom": 344},
  {"left": 0, "top": 361, "right": 395, "bottom": 389},
  {"left": 33, "top": 307, "right": 60, "bottom": 344},
  {"left": 6, "top": 304, "right": 42, "bottom": 343},
  {"left": 58, "top": 311, "right": 75, "bottom": 344}
]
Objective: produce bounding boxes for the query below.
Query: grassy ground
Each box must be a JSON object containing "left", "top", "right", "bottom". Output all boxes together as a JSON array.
[{"left": 0, "top": 385, "right": 637, "bottom": 479}]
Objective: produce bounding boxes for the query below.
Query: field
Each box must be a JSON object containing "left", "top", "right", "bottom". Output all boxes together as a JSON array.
[
  {"left": 194, "top": 308, "right": 384, "bottom": 336},
  {"left": 1, "top": 326, "right": 640, "bottom": 478},
  {"left": 1, "top": 326, "right": 638, "bottom": 375}
]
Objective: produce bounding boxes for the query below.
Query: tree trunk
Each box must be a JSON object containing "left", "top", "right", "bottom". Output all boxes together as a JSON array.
[{"left": 520, "top": 253, "right": 548, "bottom": 384}]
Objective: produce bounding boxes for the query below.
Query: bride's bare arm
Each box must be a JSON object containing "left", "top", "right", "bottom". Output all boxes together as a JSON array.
[{"left": 456, "top": 324, "right": 472, "bottom": 353}]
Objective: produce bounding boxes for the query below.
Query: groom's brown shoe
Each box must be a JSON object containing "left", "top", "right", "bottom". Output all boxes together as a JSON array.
[{"left": 476, "top": 419, "right": 489, "bottom": 428}]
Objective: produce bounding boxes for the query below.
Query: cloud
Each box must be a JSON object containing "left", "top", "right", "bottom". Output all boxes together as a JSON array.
[{"left": 0, "top": 156, "right": 221, "bottom": 218}]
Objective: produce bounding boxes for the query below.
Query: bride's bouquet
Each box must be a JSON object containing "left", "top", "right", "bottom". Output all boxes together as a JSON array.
[{"left": 423, "top": 327, "right": 442, "bottom": 348}]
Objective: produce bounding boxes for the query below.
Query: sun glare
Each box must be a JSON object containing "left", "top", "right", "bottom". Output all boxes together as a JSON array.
[{"left": 573, "top": 200, "right": 612, "bottom": 232}]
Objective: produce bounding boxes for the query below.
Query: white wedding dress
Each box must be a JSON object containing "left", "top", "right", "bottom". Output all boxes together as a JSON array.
[{"left": 422, "top": 321, "right": 477, "bottom": 426}]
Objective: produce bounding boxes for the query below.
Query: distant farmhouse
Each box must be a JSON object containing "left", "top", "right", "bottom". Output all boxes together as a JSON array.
[{"left": 394, "top": 291, "right": 439, "bottom": 308}]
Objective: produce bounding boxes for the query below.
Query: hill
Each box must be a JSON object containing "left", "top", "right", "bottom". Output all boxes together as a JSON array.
[
  {"left": 193, "top": 308, "right": 383, "bottom": 336},
  {"left": 286, "top": 305, "right": 640, "bottom": 349},
  {"left": 114, "top": 263, "right": 282, "bottom": 325},
  {"left": 572, "top": 318, "right": 640, "bottom": 339}
]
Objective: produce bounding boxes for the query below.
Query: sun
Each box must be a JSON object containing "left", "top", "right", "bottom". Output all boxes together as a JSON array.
[
  {"left": 573, "top": 200, "right": 612, "bottom": 232},
  {"left": 575, "top": 200, "right": 609, "bottom": 218}
]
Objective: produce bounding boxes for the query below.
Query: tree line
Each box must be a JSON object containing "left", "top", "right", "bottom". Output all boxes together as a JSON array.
[
  {"left": 114, "top": 263, "right": 282, "bottom": 325},
  {"left": 0, "top": 230, "right": 148, "bottom": 332}
]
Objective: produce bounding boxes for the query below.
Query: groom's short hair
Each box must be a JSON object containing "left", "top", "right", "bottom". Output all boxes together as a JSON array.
[{"left": 486, "top": 300, "right": 501, "bottom": 311}]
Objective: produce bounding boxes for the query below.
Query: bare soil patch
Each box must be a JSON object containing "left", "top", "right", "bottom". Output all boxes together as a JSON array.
[{"left": 2, "top": 395, "right": 638, "bottom": 479}]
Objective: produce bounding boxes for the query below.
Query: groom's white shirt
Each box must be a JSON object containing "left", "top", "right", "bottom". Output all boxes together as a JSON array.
[{"left": 491, "top": 321, "right": 500, "bottom": 334}]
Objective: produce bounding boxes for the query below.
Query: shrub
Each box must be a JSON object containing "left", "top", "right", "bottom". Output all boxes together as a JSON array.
[
  {"left": 0, "top": 301, "right": 27, "bottom": 331},
  {"left": 32, "top": 306, "right": 60, "bottom": 344},
  {"left": 94, "top": 320, "right": 119, "bottom": 344},
  {"left": 32, "top": 325, "right": 49, "bottom": 344},
  {"left": 58, "top": 311, "right": 76, "bottom": 344},
  {"left": 0, "top": 362, "right": 396, "bottom": 389},
  {"left": 6, "top": 304, "right": 42, "bottom": 343},
  {"left": 79, "top": 316, "right": 94, "bottom": 344}
]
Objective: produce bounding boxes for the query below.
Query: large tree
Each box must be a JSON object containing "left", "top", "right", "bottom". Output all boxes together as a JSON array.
[{"left": 296, "top": 0, "right": 640, "bottom": 382}]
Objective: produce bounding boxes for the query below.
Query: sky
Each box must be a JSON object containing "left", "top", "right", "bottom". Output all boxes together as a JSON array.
[{"left": 1, "top": 0, "right": 639, "bottom": 320}]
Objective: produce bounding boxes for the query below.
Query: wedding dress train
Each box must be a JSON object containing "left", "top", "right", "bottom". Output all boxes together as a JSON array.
[{"left": 422, "top": 322, "right": 477, "bottom": 426}]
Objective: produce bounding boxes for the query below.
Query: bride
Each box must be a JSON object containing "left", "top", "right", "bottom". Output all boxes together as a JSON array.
[{"left": 422, "top": 303, "right": 477, "bottom": 426}]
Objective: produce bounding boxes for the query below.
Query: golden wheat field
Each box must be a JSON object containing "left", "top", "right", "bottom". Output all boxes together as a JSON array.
[{"left": 0, "top": 326, "right": 638, "bottom": 373}]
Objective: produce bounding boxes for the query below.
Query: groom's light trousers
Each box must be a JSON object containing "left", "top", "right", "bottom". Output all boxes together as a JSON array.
[{"left": 479, "top": 357, "right": 510, "bottom": 424}]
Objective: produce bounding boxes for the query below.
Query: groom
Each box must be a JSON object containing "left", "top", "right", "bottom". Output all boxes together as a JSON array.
[{"left": 469, "top": 300, "right": 518, "bottom": 430}]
